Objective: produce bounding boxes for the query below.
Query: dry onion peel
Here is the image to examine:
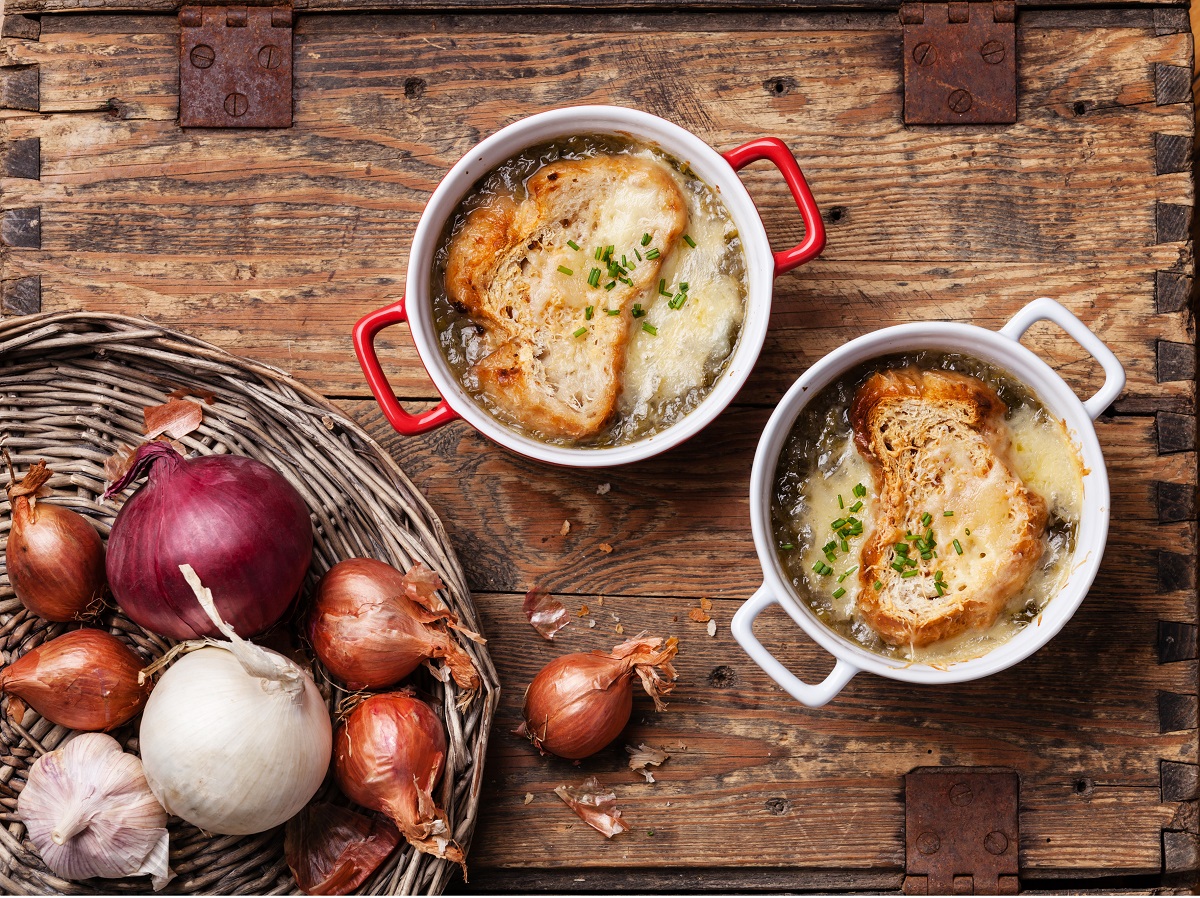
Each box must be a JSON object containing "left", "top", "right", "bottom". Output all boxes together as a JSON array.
[
  {"left": 333, "top": 691, "right": 467, "bottom": 875},
  {"left": 137, "top": 565, "right": 331, "bottom": 835},
  {"left": 0, "top": 629, "right": 150, "bottom": 731},
  {"left": 519, "top": 634, "right": 679, "bottom": 760},
  {"left": 5, "top": 455, "right": 106, "bottom": 622},
  {"left": 626, "top": 743, "right": 670, "bottom": 783},
  {"left": 522, "top": 587, "right": 570, "bottom": 640},
  {"left": 284, "top": 802, "right": 400, "bottom": 896},
  {"left": 142, "top": 397, "right": 204, "bottom": 441},
  {"left": 17, "top": 733, "right": 171, "bottom": 890},
  {"left": 310, "top": 558, "right": 481, "bottom": 692},
  {"left": 554, "top": 777, "right": 628, "bottom": 838}
]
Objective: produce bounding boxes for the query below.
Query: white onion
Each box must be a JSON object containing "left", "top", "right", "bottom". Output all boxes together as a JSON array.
[{"left": 138, "top": 566, "right": 332, "bottom": 835}]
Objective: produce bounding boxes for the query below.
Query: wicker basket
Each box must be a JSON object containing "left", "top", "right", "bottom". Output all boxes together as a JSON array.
[{"left": 0, "top": 311, "right": 500, "bottom": 895}]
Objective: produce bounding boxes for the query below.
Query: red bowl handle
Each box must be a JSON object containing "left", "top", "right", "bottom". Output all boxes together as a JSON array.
[
  {"left": 722, "top": 137, "right": 826, "bottom": 278},
  {"left": 352, "top": 297, "right": 460, "bottom": 436}
]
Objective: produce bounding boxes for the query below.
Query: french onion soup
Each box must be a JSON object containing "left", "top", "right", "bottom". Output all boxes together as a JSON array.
[
  {"left": 771, "top": 352, "right": 1084, "bottom": 665},
  {"left": 432, "top": 135, "right": 748, "bottom": 448}
]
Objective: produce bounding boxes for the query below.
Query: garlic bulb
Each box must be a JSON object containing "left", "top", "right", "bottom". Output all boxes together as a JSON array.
[
  {"left": 17, "top": 733, "right": 170, "bottom": 890},
  {"left": 138, "top": 565, "right": 332, "bottom": 835}
]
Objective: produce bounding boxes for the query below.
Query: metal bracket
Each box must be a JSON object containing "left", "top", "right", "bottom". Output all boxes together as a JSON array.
[
  {"left": 901, "top": 2, "right": 1016, "bottom": 125},
  {"left": 904, "top": 767, "right": 1019, "bottom": 894},
  {"left": 179, "top": 5, "right": 293, "bottom": 128}
]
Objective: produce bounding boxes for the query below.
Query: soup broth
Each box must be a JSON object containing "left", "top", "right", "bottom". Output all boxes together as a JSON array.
[
  {"left": 431, "top": 134, "right": 748, "bottom": 448},
  {"left": 771, "top": 352, "right": 1084, "bottom": 665}
]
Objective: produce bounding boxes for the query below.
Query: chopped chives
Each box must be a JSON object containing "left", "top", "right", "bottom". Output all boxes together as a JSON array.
[
  {"left": 683, "top": 234, "right": 696, "bottom": 248},
  {"left": 645, "top": 248, "right": 661, "bottom": 260},
  {"left": 905, "top": 556, "right": 918, "bottom": 569},
  {"left": 567, "top": 240, "right": 580, "bottom": 251},
  {"left": 604, "top": 281, "right": 617, "bottom": 291},
  {"left": 587, "top": 268, "right": 601, "bottom": 287},
  {"left": 839, "top": 538, "right": 849, "bottom": 553},
  {"left": 658, "top": 279, "right": 672, "bottom": 297},
  {"left": 635, "top": 248, "right": 643, "bottom": 261},
  {"left": 668, "top": 293, "right": 687, "bottom": 310},
  {"left": 621, "top": 255, "right": 629, "bottom": 269},
  {"left": 605, "top": 308, "right": 620, "bottom": 315},
  {"left": 780, "top": 543, "right": 795, "bottom": 550},
  {"left": 631, "top": 304, "right": 646, "bottom": 318},
  {"left": 920, "top": 551, "right": 933, "bottom": 560},
  {"left": 605, "top": 244, "right": 614, "bottom": 258},
  {"left": 642, "top": 322, "right": 658, "bottom": 336},
  {"left": 641, "top": 232, "right": 652, "bottom": 246},
  {"left": 557, "top": 265, "right": 573, "bottom": 276},
  {"left": 618, "top": 276, "right": 633, "bottom": 286},
  {"left": 572, "top": 326, "right": 587, "bottom": 338},
  {"left": 953, "top": 539, "right": 964, "bottom": 555},
  {"left": 679, "top": 282, "right": 689, "bottom": 291},
  {"left": 895, "top": 543, "right": 910, "bottom": 555},
  {"left": 934, "top": 569, "right": 944, "bottom": 581},
  {"left": 831, "top": 518, "right": 847, "bottom": 531},
  {"left": 890, "top": 562, "right": 906, "bottom": 573},
  {"left": 595, "top": 246, "right": 603, "bottom": 260},
  {"left": 853, "top": 483, "right": 867, "bottom": 497},
  {"left": 849, "top": 500, "right": 863, "bottom": 513},
  {"left": 832, "top": 587, "right": 846, "bottom": 600},
  {"left": 921, "top": 512, "right": 932, "bottom": 527},
  {"left": 838, "top": 565, "right": 858, "bottom": 583},
  {"left": 944, "top": 510, "right": 954, "bottom": 517},
  {"left": 837, "top": 494, "right": 844, "bottom": 509},
  {"left": 901, "top": 569, "right": 919, "bottom": 579},
  {"left": 935, "top": 581, "right": 947, "bottom": 596},
  {"left": 874, "top": 580, "right": 883, "bottom": 591},
  {"left": 585, "top": 305, "right": 594, "bottom": 320}
]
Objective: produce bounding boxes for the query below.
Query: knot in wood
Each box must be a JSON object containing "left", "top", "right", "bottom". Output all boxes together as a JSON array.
[{"left": 707, "top": 665, "right": 737, "bottom": 688}]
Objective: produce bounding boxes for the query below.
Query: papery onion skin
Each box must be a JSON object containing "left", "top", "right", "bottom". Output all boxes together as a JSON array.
[
  {"left": 106, "top": 441, "right": 313, "bottom": 640},
  {"left": 520, "top": 635, "right": 680, "bottom": 760},
  {"left": 521, "top": 653, "right": 633, "bottom": 760},
  {"left": 6, "top": 460, "right": 106, "bottom": 622},
  {"left": 139, "top": 645, "right": 332, "bottom": 835},
  {"left": 310, "top": 558, "right": 479, "bottom": 691},
  {"left": 284, "top": 802, "right": 400, "bottom": 896},
  {"left": 334, "top": 692, "right": 465, "bottom": 870},
  {"left": 0, "top": 629, "right": 150, "bottom": 731}
]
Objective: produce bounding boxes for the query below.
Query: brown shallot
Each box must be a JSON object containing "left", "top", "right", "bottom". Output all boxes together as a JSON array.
[
  {"left": 310, "top": 559, "right": 480, "bottom": 692},
  {"left": 5, "top": 456, "right": 106, "bottom": 622},
  {"left": 518, "top": 635, "right": 679, "bottom": 760},
  {"left": 284, "top": 803, "right": 400, "bottom": 896},
  {"left": 333, "top": 692, "right": 466, "bottom": 872},
  {"left": 0, "top": 629, "right": 150, "bottom": 731}
]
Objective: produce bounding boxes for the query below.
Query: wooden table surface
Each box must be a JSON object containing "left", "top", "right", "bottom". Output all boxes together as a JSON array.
[{"left": 0, "top": 4, "right": 1196, "bottom": 891}]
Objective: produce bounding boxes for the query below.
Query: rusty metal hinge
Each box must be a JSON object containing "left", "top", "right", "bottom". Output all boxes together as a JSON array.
[
  {"left": 179, "top": 5, "right": 293, "bottom": 128},
  {"left": 904, "top": 767, "right": 1019, "bottom": 894},
  {"left": 901, "top": 2, "right": 1016, "bottom": 125}
]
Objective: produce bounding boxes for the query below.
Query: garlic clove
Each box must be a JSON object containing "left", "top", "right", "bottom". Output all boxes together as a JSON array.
[{"left": 18, "top": 733, "right": 171, "bottom": 890}]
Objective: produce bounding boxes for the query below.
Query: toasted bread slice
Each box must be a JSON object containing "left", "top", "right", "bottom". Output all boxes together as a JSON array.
[
  {"left": 851, "top": 368, "right": 1048, "bottom": 647},
  {"left": 444, "top": 154, "right": 687, "bottom": 440}
]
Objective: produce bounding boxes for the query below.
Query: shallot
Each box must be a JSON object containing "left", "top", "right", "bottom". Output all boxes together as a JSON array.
[
  {"left": 138, "top": 566, "right": 331, "bottom": 835},
  {"left": 309, "top": 558, "right": 479, "bottom": 691},
  {"left": 0, "top": 629, "right": 150, "bottom": 731},
  {"left": 519, "top": 634, "right": 679, "bottom": 760},
  {"left": 105, "top": 441, "right": 312, "bottom": 640},
  {"left": 5, "top": 456, "right": 106, "bottom": 622},
  {"left": 334, "top": 691, "right": 465, "bottom": 871},
  {"left": 17, "top": 733, "right": 170, "bottom": 889}
]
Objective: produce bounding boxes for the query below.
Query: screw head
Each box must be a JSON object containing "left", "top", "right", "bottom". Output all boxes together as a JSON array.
[
  {"left": 984, "top": 831, "right": 1009, "bottom": 856},
  {"left": 913, "top": 42, "right": 936, "bottom": 66},
  {"left": 189, "top": 44, "right": 215, "bottom": 68},
  {"left": 916, "top": 832, "right": 941, "bottom": 855},
  {"left": 258, "top": 44, "right": 283, "bottom": 69},
  {"left": 947, "top": 90, "right": 973, "bottom": 114},
  {"left": 948, "top": 781, "right": 974, "bottom": 805},
  {"left": 224, "top": 91, "right": 249, "bottom": 117},
  {"left": 981, "top": 40, "right": 1006, "bottom": 64}
]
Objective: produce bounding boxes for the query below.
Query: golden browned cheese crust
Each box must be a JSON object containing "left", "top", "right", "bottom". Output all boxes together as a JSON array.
[
  {"left": 444, "top": 154, "right": 687, "bottom": 441},
  {"left": 850, "top": 368, "right": 1048, "bottom": 647}
]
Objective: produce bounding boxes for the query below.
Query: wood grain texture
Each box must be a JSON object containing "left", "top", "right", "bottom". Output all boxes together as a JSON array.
[
  {"left": 0, "top": 17, "right": 1193, "bottom": 400},
  {"left": 0, "top": 4, "right": 1194, "bottom": 886}
]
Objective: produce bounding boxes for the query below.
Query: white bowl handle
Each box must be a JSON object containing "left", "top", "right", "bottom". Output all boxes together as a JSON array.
[
  {"left": 731, "top": 585, "right": 860, "bottom": 707},
  {"left": 999, "top": 297, "right": 1126, "bottom": 421}
]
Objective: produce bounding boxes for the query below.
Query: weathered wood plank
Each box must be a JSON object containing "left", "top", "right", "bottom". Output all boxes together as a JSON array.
[
  {"left": 460, "top": 585, "right": 1193, "bottom": 874},
  {"left": 0, "top": 19, "right": 1189, "bottom": 401},
  {"left": 1, "top": 0, "right": 1190, "bottom": 16},
  {"left": 344, "top": 401, "right": 1196, "bottom": 610}
]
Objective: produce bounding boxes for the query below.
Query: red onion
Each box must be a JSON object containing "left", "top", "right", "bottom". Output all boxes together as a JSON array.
[
  {"left": 334, "top": 692, "right": 465, "bottom": 871},
  {"left": 104, "top": 442, "right": 312, "bottom": 640}
]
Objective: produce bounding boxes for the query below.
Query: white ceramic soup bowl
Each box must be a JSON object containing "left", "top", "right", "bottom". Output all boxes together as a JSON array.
[
  {"left": 353, "top": 105, "right": 825, "bottom": 467},
  {"left": 731, "top": 298, "right": 1126, "bottom": 707}
]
